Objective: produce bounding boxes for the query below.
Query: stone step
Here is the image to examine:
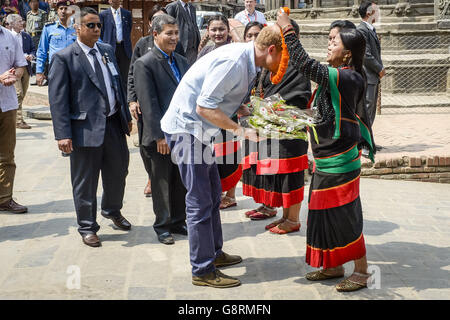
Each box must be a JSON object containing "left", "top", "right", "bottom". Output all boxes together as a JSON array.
[{"left": 24, "top": 106, "right": 51, "bottom": 120}]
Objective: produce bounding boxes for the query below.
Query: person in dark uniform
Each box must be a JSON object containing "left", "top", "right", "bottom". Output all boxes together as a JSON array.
[{"left": 48, "top": 7, "right": 133, "bottom": 247}]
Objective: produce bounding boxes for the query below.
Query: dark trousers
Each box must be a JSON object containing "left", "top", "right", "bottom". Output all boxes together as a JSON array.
[
  {"left": 365, "top": 82, "right": 379, "bottom": 127},
  {"left": 70, "top": 114, "right": 129, "bottom": 236},
  {"left": 137, "top": 114, "right": 151, "bottom": 180},
  {"left": 165, "top": 133, "right": 223, "bottom": 276},
  {"left": 115, "top": 42, "right": 130, "bottom": 87},
  {"left": 141, "top": 142, "right": 187, "bottom": 236}
]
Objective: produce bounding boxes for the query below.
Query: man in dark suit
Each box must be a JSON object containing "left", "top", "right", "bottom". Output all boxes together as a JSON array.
[
  {"left": 357, "top": 1, "right": 385, "bottom": 128},
  {"left": 166, "top": 0, "right": 200, "bottom": 66},
  {"left": 7, "top": 13, "right": 35, "bottom": 129},
  {"left": 49, "top": 7, "right": 133, "bottom": 247},
  {"left": 133, "top": 14, "right": 188, "bottom": 245},
  {"left": 127, "top": 5, "right": 167, "bottom": 198},
  {"left": 99, "top": 0, "right": 132, "bottom": 85}
]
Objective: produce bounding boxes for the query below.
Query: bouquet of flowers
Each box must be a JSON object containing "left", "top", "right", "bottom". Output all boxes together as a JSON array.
[{"left": 242, "top": 94, "right": 318, "bottom": 142}]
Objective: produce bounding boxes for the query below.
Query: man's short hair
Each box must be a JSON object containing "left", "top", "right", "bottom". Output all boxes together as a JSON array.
[
  {"left": 359, "top": 1, "right": 374, "bottom": 19},
  {"left": 152, "top": 14, "right": 177, "bottom": 34},
  {"left": 255, "top": 26, "right": 282, "bottom": 52},
  {"left": 5, "top": 14, "right": 22, "bottom": 25},
  {"left": 330, "top": 20, "right": 356, "bottom": 30},
  {"left": 80, "top": 7, "right": 98, "bottom": 20}
]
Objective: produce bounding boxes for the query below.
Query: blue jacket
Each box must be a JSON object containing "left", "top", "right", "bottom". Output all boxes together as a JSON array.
[
  {"left": 48, "top": 41, "right": 132, "bottom": 147},
  {"left": 99, "top": 7, "right": 132, "bottom": 59},
  {"left": 20, "top": 31, "right": 36, "bottom": 75}
]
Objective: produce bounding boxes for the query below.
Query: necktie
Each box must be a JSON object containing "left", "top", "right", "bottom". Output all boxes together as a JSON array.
[
  {"left": 114, "top": 9, "right": 123, "bottom": 43},
  {"left": 89, "top": 48, "right": 111, "bottom": 115},
  {"left": 184, "top": 3, "right": 190, "bottom": 17}
]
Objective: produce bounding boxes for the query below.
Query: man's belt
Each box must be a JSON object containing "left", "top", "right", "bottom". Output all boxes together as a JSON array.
[{"left": 31, "top": 31, "right": 42, "bottom": 37}]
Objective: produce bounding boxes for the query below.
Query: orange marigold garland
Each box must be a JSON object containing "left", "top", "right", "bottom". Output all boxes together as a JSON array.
[{"left": 270, "top": 7, "right": 290, "bottom": 85}]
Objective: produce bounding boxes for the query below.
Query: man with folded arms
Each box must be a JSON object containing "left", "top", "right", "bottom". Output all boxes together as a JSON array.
[{"left": 0, "top": 23, "right": 28, "bottom": 214}]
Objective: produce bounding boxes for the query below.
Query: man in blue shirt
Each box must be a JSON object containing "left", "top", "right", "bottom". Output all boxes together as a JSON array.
[
  {"left": 160, "top": 25, "right": 283, "bottom": 288},
  {"left": 36, "top": 0, "right": 76, "bottom": 86},
  {"left": 134, "top": 14, "right": 189, "bottom": 246}
]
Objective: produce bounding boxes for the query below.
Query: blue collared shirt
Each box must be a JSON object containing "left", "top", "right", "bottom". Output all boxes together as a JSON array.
[
  {"left": 161, "top": 41, "right": 259, "bottom": 145},
  {"left": 36, "top": 20, "right": 76, "bottom": 73},
  {"left": 155, "top": 44, "right": 181, "bottom": 83},
  {"left": 0, "top": 26, "right": 28, "bottom": 112}
]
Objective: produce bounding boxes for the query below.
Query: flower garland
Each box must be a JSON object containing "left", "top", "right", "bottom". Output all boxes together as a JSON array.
[{"left": 270, "top": 7, "right": 290, "bottom": 85}]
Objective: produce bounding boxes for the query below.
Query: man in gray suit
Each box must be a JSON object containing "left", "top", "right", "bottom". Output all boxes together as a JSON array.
[
  {"left": 357, "top": 1, "right": 385, "bottom": 128},
  {"left": 134, "top": 14, "right": 188, "bottom": 245},
  {"left": 49, "top": 7, "right": 133, "bottom": 247},
  {"left": 166, "top": 0, "right": 200, "bottom": 66}
]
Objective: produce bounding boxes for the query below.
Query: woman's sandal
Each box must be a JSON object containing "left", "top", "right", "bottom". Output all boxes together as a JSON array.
[
  {"left": 249, "top": 206, "right": 277, "bottom": 220},
  {"left": 269, "top": 219, "right": 300, "bottom": 234},
  {"left": 220, "top": 196, "right": 237, "bottom": 210},
  {"left": 245, "top": 205, "right": 265, "bottom": 218},
  {"left": 335, "top": 272, "right": 370, "bottom": 292},
  {"left": 305, "top": 268, "right": 345, "bottom": 281},
  {"left": 245, "top": 209, "right": 258, "bottom": 218},
  {"left": 265, "top": 217, "right": 286, "bottom": 230}
]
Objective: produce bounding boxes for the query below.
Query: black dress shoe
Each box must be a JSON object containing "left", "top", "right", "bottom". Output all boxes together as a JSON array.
[
  {"left": 82, "top": 233, "right": 101, "bottom": 247},
  {"left": 171, "top": 225, "right": 188, "bottom": 236},
  {"left": 158, "top": 232, "right": 175, "bottom": 245},
  {"left": 101, "top": 212, "right": 131, "bottom": 231}
]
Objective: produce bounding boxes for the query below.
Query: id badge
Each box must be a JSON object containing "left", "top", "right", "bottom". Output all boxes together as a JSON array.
[
  {"left": 107, "top": 62, "right": 118, "bottom": 76},
  {"left": 35, "top": 22, "right": 39, "bottom": 28}
]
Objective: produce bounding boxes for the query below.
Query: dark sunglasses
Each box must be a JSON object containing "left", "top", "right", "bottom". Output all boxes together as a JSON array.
[{"left": 83, "top": 22, "right": 102, "bottom": 29}]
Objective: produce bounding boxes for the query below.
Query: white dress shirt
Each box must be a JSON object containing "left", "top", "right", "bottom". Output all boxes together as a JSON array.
[
  {"left": 77, "top": 39, "right": 116, "bottom": 116},
  {"left": 161, "top": 41, "right": 259, "bottom": 145},
  {"left": 234, "top": 9, "right": 267, "bottom": 26}
]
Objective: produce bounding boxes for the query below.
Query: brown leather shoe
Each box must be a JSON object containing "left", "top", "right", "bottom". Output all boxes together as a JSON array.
[
  {"left": 82, "top": 233, "right": 101, "bottom": 247},
  {"left": 16, "top": 121, "right": 31, "bottom": 129},
  {"left": 101, "top": 212, "right": 131, "bottom": 231},
  {"left": 214, "top": 252, "right": 242, "bottom": 268},
  {"left": 0, "top": 199, "right": 28, "bottom": 214},
  {"left": 192, "top": 270, "right": 241, "bottom": 288},
  {"left": 144, "top": 180, "right": 152, "bottom": 197}
]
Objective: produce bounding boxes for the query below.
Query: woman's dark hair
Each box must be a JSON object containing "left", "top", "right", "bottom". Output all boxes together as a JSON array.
[
  {"left": 149, "top": 4, "right": 167, "bottom": 22},
  {"left": 330, "top": 19, "right": 356, "bottom": 31},
  {"left": 339, "top": 28, "right": 366, "bottom": 79},
  {"left": 207, "top": 14, "right": 229, "bottom": 30},
  {"left": 244, "top": 21, "right": 264, "bottom": 39}
]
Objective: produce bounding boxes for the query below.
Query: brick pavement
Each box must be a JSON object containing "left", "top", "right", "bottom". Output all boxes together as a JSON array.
[{"left": 0, "top": 116, "right": 449, "bottom": 300}]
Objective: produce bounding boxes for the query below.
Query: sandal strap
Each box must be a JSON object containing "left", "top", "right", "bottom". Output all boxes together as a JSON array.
[
  {"left": 285, "top": 218, "right": 300, "bottom": 225},
  {"left": 353, "top": 272, "right": 370, "bottom": 278}
]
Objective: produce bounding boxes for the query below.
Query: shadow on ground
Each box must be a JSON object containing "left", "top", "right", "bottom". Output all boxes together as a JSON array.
[
  {"left": 0, "top": 217, "right": 74, "bottom": 242},
  {"left": 237, "top": 241, "right": 449, "bottom": 299}
]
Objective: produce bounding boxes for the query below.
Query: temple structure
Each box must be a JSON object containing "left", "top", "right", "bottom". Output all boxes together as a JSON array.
[{"left": 264, "top": 0, "right": 450, "bottom": 108}]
